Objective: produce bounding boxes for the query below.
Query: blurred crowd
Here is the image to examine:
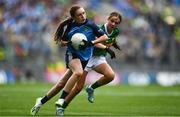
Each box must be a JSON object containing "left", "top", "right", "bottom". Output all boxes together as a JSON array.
[{"left": 0, "top": 0, "right": 180, "bottom": 82}]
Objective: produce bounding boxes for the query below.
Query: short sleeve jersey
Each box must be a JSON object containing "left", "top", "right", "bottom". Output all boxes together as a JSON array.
[
  {"left": 66, "top": 19, "right": 105, "bottom": 61},
  {"left": 93, "top": 24, "right": 120, "bottom": 56}
]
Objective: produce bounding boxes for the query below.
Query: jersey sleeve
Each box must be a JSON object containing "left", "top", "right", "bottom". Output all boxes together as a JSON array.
[
  {"left": 88, "top": 21, "right": 105, "bottom": 37},
  {"left": 61, "top": 23, "right": 72, "bottom": 41},
  {"left": 113, "top": 28, "right": 120, "bottom": 41},
  {"left": 114, "top": 28, "right": 120, "bottom": 36}
]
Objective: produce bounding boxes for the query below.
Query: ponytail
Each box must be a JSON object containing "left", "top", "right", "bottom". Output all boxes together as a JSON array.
[
  {"left": 54, "top": 17, "right": 73, "bottom": 43},
  {"left": 54, "top": 5, "right": 82, "bottom": 43}
]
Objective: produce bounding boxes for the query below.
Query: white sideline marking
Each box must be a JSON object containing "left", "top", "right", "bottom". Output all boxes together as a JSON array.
[{"left": 1, "top": 88, "right": 180, "bottom": 96}]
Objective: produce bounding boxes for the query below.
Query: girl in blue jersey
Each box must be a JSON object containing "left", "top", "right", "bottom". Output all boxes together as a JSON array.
[
  {"left": 55, "top": 6, "right": 110, "bottom": 116},
  {"left": 30, "top": 5, "right": 111, "bottom": 116},
  {"left": 57, "top": 11, "right": 122, "bottom": 115}
]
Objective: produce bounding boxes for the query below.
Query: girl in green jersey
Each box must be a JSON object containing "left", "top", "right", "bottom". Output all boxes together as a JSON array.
[{"left": 85, "top": 12, "right": 122, "bottom": 103}]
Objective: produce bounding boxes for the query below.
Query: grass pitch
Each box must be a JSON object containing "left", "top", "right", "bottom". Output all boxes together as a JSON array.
[{"left": 0, "top": 83, "right": 180, "bottom": 116}]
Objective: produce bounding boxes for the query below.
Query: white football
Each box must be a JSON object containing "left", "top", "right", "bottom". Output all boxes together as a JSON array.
[{"left": 71, "top": 33, "right": 87, "bottom": 50}]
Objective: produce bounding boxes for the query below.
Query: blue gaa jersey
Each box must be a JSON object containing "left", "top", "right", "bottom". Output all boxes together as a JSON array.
[{"left": 66, "top": 19, "right": 105, "bottom": 61}]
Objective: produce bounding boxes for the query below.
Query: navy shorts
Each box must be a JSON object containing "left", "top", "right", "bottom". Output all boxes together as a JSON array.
[{"left": 65, "top": 51, "right": 88, "bottom": 70}]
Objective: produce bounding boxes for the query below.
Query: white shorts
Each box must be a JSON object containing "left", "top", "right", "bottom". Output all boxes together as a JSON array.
[{"left": 84, "top": 56, "right": 107, "bottom": 72}]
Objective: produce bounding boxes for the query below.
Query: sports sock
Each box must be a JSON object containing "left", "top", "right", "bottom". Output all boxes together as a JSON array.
[
  {"left": 91, "top": 81, "right": 100, "bottom": 89},
  {"left": 60, "top": 90, "right": 69, "bottom": 99},
  {"left": 41, "top": 95, "right": 49, "bottom": 104},
  {"left": 62, "top": 101, "right": 68, "bottom": 109}
]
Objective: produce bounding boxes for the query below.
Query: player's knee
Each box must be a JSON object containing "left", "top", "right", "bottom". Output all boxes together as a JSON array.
[
  {"left": 73, "top": 71, "right": 83, "bottom": 78},
  {"left": 105, "top": 72, "right": 115, "bottom": 82}
]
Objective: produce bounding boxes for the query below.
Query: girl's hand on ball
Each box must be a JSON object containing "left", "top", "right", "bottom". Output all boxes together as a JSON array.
[{"left": 82, "top": 40, "right": 94, "bottom": 47}]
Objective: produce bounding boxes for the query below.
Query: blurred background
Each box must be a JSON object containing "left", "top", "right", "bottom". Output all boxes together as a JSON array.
[{"left": 0, "top": 0, "right": 180, "bottom": 86}]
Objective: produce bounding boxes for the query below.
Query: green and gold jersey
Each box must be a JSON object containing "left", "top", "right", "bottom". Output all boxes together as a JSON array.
[{"left": 93, "top": 23, "right": 120, "bottom": 56}]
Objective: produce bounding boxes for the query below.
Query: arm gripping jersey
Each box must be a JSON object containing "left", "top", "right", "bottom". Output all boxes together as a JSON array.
[{"left": 93, "top": 24, "right": 120, "bottom": 56}]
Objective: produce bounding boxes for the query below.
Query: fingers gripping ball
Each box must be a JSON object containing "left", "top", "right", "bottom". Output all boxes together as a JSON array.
[{"left": 71, "top": 33, "right": 87, "bottom": 50}]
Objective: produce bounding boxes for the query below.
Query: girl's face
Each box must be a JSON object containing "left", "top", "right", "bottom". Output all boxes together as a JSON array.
[
  {"left": 74, "top": 7, "right": 86, "bottom": 24},
  {"left": 107, "top": 16, "right": 120, "bottom": 30}
]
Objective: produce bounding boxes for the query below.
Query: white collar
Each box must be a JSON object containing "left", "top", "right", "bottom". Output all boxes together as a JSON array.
[{"left": 104, "top": 23, "right": 112, "bottom": 36}]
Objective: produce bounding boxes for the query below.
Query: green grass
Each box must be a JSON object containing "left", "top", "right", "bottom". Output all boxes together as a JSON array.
[{"left": 0, "top": 83, "right": 180, "bottom": 116}]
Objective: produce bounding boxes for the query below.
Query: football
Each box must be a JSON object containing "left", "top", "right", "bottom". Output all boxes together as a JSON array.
[{"left": 71, "top": 33, "right": 87, "bottom": 50}]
